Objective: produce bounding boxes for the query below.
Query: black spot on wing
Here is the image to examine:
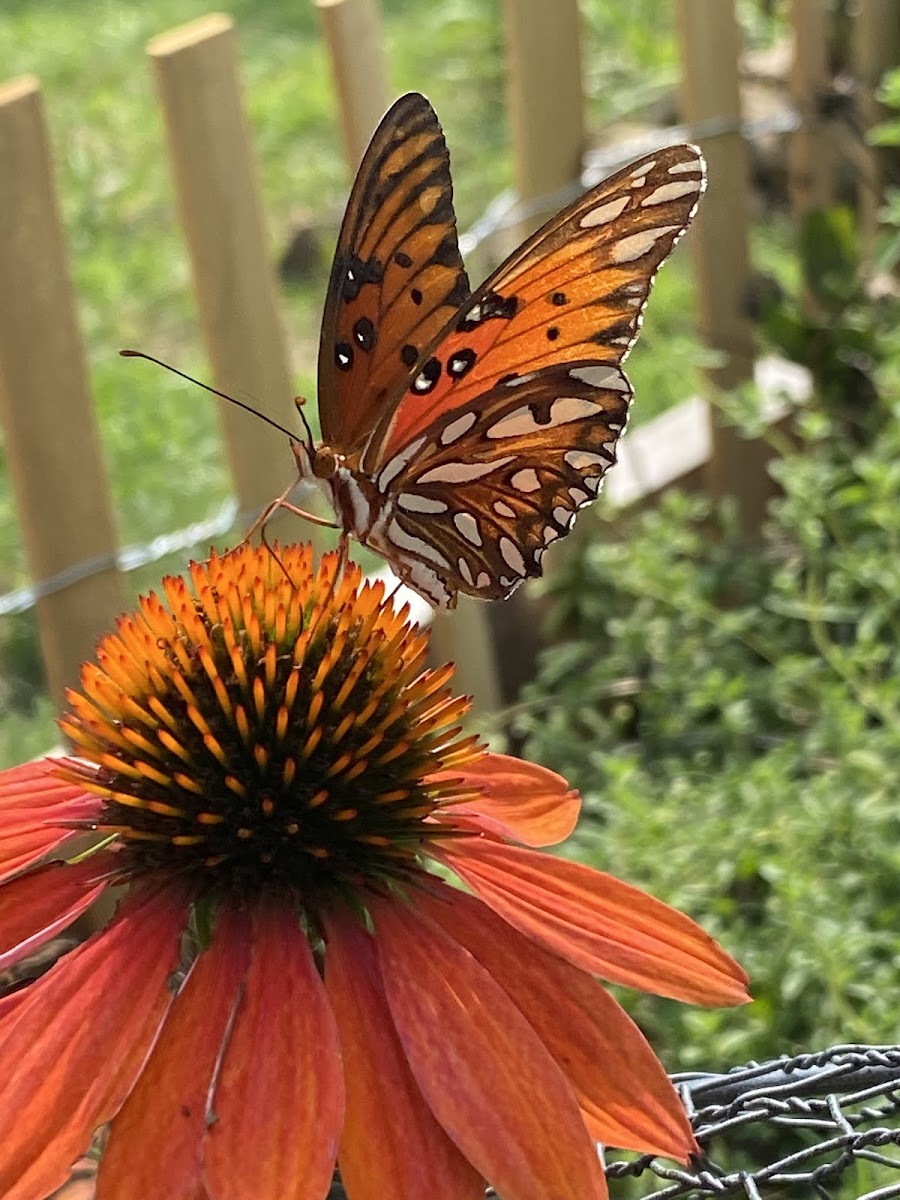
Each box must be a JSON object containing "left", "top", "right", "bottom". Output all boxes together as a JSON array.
[
  {"left": 448, "top": 348, "right": 477, "bottom": 377},
  {"left": 353, "top": 316, "right": 377, "bottom": 352},
  {"left": 412, "top": 357, "right": 442, "bottom": 394},
  {"left": 339, "top": 253, "right": 384, "bottom": 303}
]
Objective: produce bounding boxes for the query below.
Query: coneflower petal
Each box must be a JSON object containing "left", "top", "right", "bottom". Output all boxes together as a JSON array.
[
  {"left": 0, "top": 855, "right": 111, "bottom": 973},
  {"left": 373, "top": 897, "right": 607, "bottom": 1200},
  {"left": 324, "top": 906, "right": 485, "bottom": 1200},
  {"left": 203, "top": 903, "right": 344, "bottom": 1200},
  {"left": 0, "top": 883, "right": 189, "bottom": 1200},
  {"left": 419, "top": 885, "right": 697, "bottom": 1161},
  {"left": 443, "top": 837, "right": 750, "bottom": 1006},
  {"left": 99, "top": 907, "right": 253, "bottom": 1200},
  {"left": 431, "top": 753, "right": 581, "bottom": 846}
]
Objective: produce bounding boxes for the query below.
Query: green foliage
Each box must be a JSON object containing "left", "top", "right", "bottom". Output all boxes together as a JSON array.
[
  {"left": 515, "top": 148, "right": 900, "bottom": 1066},
  {"left": 518, "top": 389, "right": 900, "bottom": 1068}
]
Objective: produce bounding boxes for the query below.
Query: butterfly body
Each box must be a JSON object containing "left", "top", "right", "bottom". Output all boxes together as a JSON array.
[{"left": 295, "top": 93, "right": 706, "bottom": 608}]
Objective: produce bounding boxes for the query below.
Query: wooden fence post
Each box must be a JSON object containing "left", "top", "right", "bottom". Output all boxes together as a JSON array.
[
  {"left": 676, "top": 0, "right": 769, "bottom": 536},
  {"left": 148, "top": 15, "right": 300, "bottom": 545},
  {"left": 0, "top": 77, "right": 126, "bottom": 708},
  {"left": 429, "top": 603, "right": 502, "bottom": 719},
  {"left": 503, "top": 0, "right": 584, "bottom": 237},
  {"left": 315, "top": 0, "right": 391, "bottom": 169},
  {"left": 789, "top": 0, "right": 838, "bottom": 215},
  {"left": 853, "top": 0, "right": 900, "bottom": 246}
]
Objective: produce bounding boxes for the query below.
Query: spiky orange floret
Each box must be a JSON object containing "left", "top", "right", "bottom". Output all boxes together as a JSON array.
[{"left": 56, "top": 544, "right": 483, "bottom": 899}]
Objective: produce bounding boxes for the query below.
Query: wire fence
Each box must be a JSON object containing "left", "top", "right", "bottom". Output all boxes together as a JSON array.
[{"left": 604, "top": 1044, "right": 900, "bottom": 1200}]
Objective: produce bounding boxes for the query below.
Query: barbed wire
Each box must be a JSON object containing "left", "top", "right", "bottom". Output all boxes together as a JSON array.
[
  {"left": 602, "top": 1044, "right": 900, "bottom": 1200},
  {"left": 0, "top": 104, "right": 805, "bottom": 621}
]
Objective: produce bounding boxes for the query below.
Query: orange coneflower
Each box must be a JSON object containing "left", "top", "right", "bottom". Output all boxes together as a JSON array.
[{"left": 0, "top": 543, "right": 748, "bottom": 1200}]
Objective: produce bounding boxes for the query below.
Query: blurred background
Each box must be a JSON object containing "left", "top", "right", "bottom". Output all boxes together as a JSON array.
[{"left": 4, "top": 0, "right": 900, "bottom": 1176}]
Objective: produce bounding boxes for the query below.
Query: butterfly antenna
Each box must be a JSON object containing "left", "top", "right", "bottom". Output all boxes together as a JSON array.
[
  {"left": 120, "top": 349, "right": 300, "bottom": 444},
  {"left": 293, "top": 396, "right": 317, "bottom": 455}
]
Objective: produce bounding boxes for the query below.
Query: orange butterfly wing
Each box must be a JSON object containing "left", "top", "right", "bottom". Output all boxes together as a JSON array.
[
  {"left": 353, "top": 144, "right": 705, "bottom": 606},
  {"left": 365, "top": 363, "right": 633, "bottom": 605},
  {"left": 317, "top": 93, "right": 469, "bottom": 454},
  {"left": 362, "top": 144, "right": 705, "bottom": 470}
]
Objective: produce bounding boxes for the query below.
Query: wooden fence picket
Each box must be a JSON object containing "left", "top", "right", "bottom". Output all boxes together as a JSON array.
[
  {"left": 503, "top": 0, "right": 584, "bottom": 240},
  {"left": 675, "top": 0, "right": 772, "bottom": 537},
  {"left": 316, "top": 0, "right": 391, "bottom": 169},
  {"left": 148, "top": 14, "right": 300, "bottom": 547},
  {"left": 0, "top": 77, "right": 125, "bottom": 707}
]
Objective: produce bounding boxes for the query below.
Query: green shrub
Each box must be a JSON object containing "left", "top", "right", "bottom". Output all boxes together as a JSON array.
[{"left": 515, "top": 76, "right": 900, "bottom": 1068}]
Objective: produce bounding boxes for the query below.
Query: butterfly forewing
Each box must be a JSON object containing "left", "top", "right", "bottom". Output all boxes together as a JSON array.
[
  {"left": 366, "top": 363, "right": 633, "bottom": 604},
  {"left": 317, "top": 93, "right": 469, "bottom": 453},
  {"left": 362, "top": 143, "right": 705, "bottom": 472}
]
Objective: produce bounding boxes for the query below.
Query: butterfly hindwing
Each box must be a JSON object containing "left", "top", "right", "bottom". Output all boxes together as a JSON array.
[
  {"left": 317, "top": 93, "right": 469, "bottom": 453},
  {"left": 362, "top": 143, "right": 704, "bottom": 472},
  {"left": 366, "top": 363, "right": 633, "bottom": 605}
]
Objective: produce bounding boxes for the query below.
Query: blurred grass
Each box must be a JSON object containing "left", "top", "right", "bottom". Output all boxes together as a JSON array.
[{"left": 0, "top": 0, "right": 754, "bottom": 757}]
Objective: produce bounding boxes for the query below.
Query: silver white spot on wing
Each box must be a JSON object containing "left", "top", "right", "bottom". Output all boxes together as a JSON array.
[
  {"left": 475, "top": 572, "right": 491, "bottom": 589},
  {"left": 565, "top": 450, "right": 611, "bottom": 470},
  {"left": 493, "top": 500, "right": 517, "bottom": 519},
  {"left": 502, "top": 371, "right": 537, "bottom": 388},
  {"left": 458, "top": 557, "right": 474, "bottom": 587},
  {"left": 668, "top": 158, "right": 701, "bottom": 174},
  {"left": 396, "top": 493, "right": 449, "bottom": 514},
  {"left": 417, "top": 456, "right": 515, "bottom": 485},
  {"left": 553, "top": 505, "right": 575, "bottom": 529},
  {"left": 486, "top": 408, "right": 541, "bottom": 439},
  {"left": 568, "top": 366, "right": 629, "bottom": 390},
  {"left": 499, "top": 537, "right": 526, "bottom": 576},
  {"left": 377, "top": 436, "right": 427, "bottom": 490},
  {"left": 335, "top": 471, "right": 371, "bottom": 537},
  {"left": 579, "top": 195, "right": 629, "bottom": 229},
  {"left": 403, "top": 559, "right": 453, "bottom": 608},
  {"left": 490, "top": 392, "right": 622, "bottom": 440},
  {"left": 543, "top": 526, "right": 560, "bottom": 544},
  {"left": 387, "top": 519, "right": 451, "bottom": 569},
  {"left": 453, "top": 512, "right": 483, "bottom": 546},
  {"left": 611, "top": 226, "right": 680, "bottom": 264},
  {"left": 583, "top": 474, "right": 603, "bottom": 494},
  {"left": 642, "top": 180, "right": 701, "bottom": 206},
  {"left": 632, "top": 159, "right": 656, "bottom": 175},
  {"left": 510, "top": 468, "right": 541, "bottom": 493},
  {"left": 439, "top": 411, "right": 478, "bottom": 446},
  {"left": 569, "top": 487, "right": 590, "bottom": 506}
]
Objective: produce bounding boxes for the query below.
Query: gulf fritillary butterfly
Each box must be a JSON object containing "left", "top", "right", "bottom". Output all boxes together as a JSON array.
[{"left": 291, "top": 92, "right": 705, "bottom": 608}]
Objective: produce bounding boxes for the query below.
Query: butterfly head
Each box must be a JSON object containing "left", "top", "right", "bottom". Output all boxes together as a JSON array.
[{"left": 312, "top": 445, "right": 341, "bottom": 480}]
